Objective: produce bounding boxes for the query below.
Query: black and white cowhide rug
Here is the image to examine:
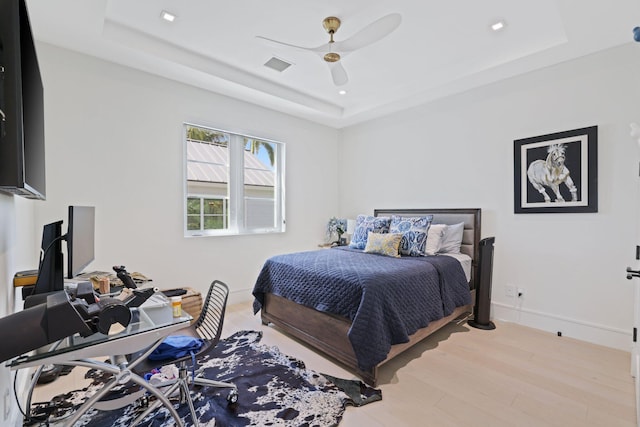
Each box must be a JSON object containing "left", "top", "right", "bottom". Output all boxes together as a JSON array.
[{"left": 34, "top": 330, "right": 382, "bottom": 426}]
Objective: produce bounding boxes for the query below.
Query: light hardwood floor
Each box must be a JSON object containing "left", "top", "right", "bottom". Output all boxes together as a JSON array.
[{"left": 33, "top": 301, "right": 636, "bottom": 426}]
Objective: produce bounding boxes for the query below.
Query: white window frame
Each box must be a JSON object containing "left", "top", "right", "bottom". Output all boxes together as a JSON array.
[{"left": 184, "top": 123, "right": 285, "bottom": 237}]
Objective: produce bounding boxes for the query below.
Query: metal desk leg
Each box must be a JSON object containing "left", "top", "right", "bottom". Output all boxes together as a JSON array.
[
  {"left": 61, "top": 359, "right": 184, "bottom": 427},
  {"left": 23, "top": 340, "right": 65, "bottom": 423}
]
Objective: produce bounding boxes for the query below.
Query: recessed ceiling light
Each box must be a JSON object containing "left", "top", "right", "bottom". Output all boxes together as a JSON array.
[
  {"left": 161, "top": 10, "right": 176, "bottom": 22},
  {"left": 490, "top": 20, "right": 506, "bottom": 32},
  {"left": 338, "top": 90, "right": 347, "bottom": 95}
]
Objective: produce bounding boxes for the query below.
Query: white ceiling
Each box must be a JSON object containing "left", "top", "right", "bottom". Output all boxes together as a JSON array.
[{"left": 26, "top": 0, "right": 640, "bottom": 128}]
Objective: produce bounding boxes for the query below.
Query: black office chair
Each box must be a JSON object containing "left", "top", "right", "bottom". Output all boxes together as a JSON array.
[{"left": 131, "top": 280, "right": 238, "bottom": 426}]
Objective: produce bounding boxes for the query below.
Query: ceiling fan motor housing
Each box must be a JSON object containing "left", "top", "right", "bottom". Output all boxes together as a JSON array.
[
  {"left": 322, "top": 16, "right": 342, "bottom": 62},
  {"left": 323, "top": 16, "right": 341, "bottom": 34}
]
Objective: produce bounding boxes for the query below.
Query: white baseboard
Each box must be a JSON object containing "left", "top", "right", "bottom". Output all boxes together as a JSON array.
[
  {"left": 492, "top": 302, "right": 631, "bottom": 352},
  {"left": 229, "top": 288, "right": 254, "bottom": 306},
  {"left": 227, "top": 291, "right": 633, "bottom": 353}
]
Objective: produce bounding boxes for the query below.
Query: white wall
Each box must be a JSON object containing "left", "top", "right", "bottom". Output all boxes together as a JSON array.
[
  {"left": 340, "top": 43, "right": 640, "bottom": 350},
  {"left": 0, "top": 194, "right": 38, "bottom": 424},
  {"left": 34, "top": 43, "right": 340, "bottom": 303}
]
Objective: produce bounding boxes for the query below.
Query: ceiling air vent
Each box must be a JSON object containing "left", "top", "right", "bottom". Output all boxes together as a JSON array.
[{"left": 264, "top": 56, "right": 292, "bottom": 72}]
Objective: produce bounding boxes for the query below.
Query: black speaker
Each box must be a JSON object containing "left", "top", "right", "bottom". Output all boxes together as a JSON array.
[{"left": 469, "top": 236, "right": 496, "bottom": 330}]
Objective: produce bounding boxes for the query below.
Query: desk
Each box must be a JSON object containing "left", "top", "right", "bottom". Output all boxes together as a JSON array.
[{"left": 8, "top": 305, "right": 191, "bottom": 426}]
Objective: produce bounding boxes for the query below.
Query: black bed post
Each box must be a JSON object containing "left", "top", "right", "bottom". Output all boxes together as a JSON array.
[{"left": 468, "top": 236, "right": 496, "bottom": 330}]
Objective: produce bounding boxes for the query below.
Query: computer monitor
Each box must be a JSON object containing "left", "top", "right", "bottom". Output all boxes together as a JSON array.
[
  {"left": 66, "top": 206, "right": 95, "bottom": 279},
  {"left": 31, "top": 220, "right": 64, "bottom": 296}
]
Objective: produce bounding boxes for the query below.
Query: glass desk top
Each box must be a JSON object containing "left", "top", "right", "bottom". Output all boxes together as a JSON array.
[{"left": 8, "top": 305, "right": 191, "bottom": 369}]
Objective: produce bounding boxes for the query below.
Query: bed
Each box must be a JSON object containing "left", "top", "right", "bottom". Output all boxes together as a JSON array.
[{"left": 252, "top": 208, "right": 482, "bottom": 386}]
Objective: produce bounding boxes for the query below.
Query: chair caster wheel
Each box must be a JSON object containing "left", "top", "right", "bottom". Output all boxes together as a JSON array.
[
  {"left": 136, "top": 395, "right": 149, "bottom": 409},
  {"left": 227, "top": 389, "right": 238, "bottom": 405}
]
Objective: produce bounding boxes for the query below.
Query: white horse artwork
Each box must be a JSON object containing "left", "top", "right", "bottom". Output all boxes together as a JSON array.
[{"left": 527, "top": 143, "right": 577, "bottom": 203}]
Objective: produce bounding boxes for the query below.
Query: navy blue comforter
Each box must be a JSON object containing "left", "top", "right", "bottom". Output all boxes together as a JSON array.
[{"left": 252, "top": 247, "right": 471, "bottom": 371}]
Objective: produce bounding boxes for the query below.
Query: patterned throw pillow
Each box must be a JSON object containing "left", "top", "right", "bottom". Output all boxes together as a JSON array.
[
  {"left": 349, "top": 215, "right": 391, "bottom": 250},
  {"left": 363, "top": 232, "right": 403, "bottom": 257},
  {"left": 389, "top": 215, "right": 433, "bottom": 256}
]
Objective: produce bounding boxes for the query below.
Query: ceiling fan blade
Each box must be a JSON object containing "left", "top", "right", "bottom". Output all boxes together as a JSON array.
[
  {"left": 255, "top": 35, "right": 326, "bottom": 53},
  {"left": 329, "top": 61, "right": 348, "bottom": 86},
  {"left": 333, "top": 13, "right": 401, "bottom": 53}
]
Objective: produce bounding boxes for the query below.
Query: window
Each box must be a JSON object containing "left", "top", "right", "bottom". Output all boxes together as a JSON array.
[
  {"left": 184, "top": 124, "right": 285, "bottom": 236},
  {"left": 187, "top": 197, "right": 228, "bottom": 230}
]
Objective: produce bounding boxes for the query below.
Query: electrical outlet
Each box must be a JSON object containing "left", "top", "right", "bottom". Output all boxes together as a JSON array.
[{"left": 505, "top": 285, "right": 516, "bottom": 297}]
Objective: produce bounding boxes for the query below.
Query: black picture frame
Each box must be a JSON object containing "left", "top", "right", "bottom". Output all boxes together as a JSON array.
[{"left": 514, "top": 126, "right": 597, "bottom": 214}]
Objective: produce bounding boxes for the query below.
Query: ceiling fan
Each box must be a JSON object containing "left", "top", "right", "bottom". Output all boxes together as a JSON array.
[{"left": 257, "top": 13, "right": 402, "bottom": 86}]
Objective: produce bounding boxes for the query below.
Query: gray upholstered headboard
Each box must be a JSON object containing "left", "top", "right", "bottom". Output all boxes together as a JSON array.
[{"left": 373, "top": 208, "right": 481, "bottom": 289}]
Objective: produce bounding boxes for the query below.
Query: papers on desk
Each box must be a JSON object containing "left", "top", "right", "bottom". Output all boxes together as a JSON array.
[
  {"left": 139, "top": 293, "right": 173, "bottom": 325},
  {"left": 108, "top": 323, "right": 126, "bottom": 335}
]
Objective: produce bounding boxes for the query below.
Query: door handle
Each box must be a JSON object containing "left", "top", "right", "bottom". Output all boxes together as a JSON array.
[{"left": 627, "top": 267, "right": 640, "bottom": 280}]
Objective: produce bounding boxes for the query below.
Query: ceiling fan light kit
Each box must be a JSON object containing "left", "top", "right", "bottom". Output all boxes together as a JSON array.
[{"left": 323, "top": 52, "right": 340, "bottom": 63}]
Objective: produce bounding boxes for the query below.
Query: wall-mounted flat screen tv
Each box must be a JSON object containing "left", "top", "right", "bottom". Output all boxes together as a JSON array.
[{"left": 0, "top": 0, "right": 46, "bottom": 199}]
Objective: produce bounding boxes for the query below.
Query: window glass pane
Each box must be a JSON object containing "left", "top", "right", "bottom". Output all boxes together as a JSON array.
[
  {"left": 245, "top": 198, "right": 275, "bottom": 228},
  {"left": 186, "top": 125, "right": 229, "bottom": 231},
  {"left": 187, "top": 197, "right": 200, "bottom": 215},
  {"left": 204, "top": 216, "right": 224, "bottom": 230},
  {"left": 204, "top": 198, "right": 224, "bottom": 215},
  {"left": 187, "top": 215, "right": 201, "bottom": 230},
  {"left": 203, "top": 198, "right": 226, "bottom": 230},
  {"left": 244, "top": 138, "right": 276, "bottom": 230}
]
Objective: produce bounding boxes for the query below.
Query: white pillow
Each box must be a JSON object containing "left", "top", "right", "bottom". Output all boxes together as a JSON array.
[
  {"left": 425, "top": 224, "right": 447, "bottom": 255},
  {"left": 438, "top": 222, "right": 465, "bottom": 254}
]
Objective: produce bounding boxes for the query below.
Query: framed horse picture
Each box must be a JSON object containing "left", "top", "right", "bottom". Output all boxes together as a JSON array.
[{"left": 514, "top": 126, "right": 598, "bottom": 214}]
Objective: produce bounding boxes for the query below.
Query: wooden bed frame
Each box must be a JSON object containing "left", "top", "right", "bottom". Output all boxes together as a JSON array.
[{"left": 260, "top": 208, "right": 481, "bottom": 386}]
